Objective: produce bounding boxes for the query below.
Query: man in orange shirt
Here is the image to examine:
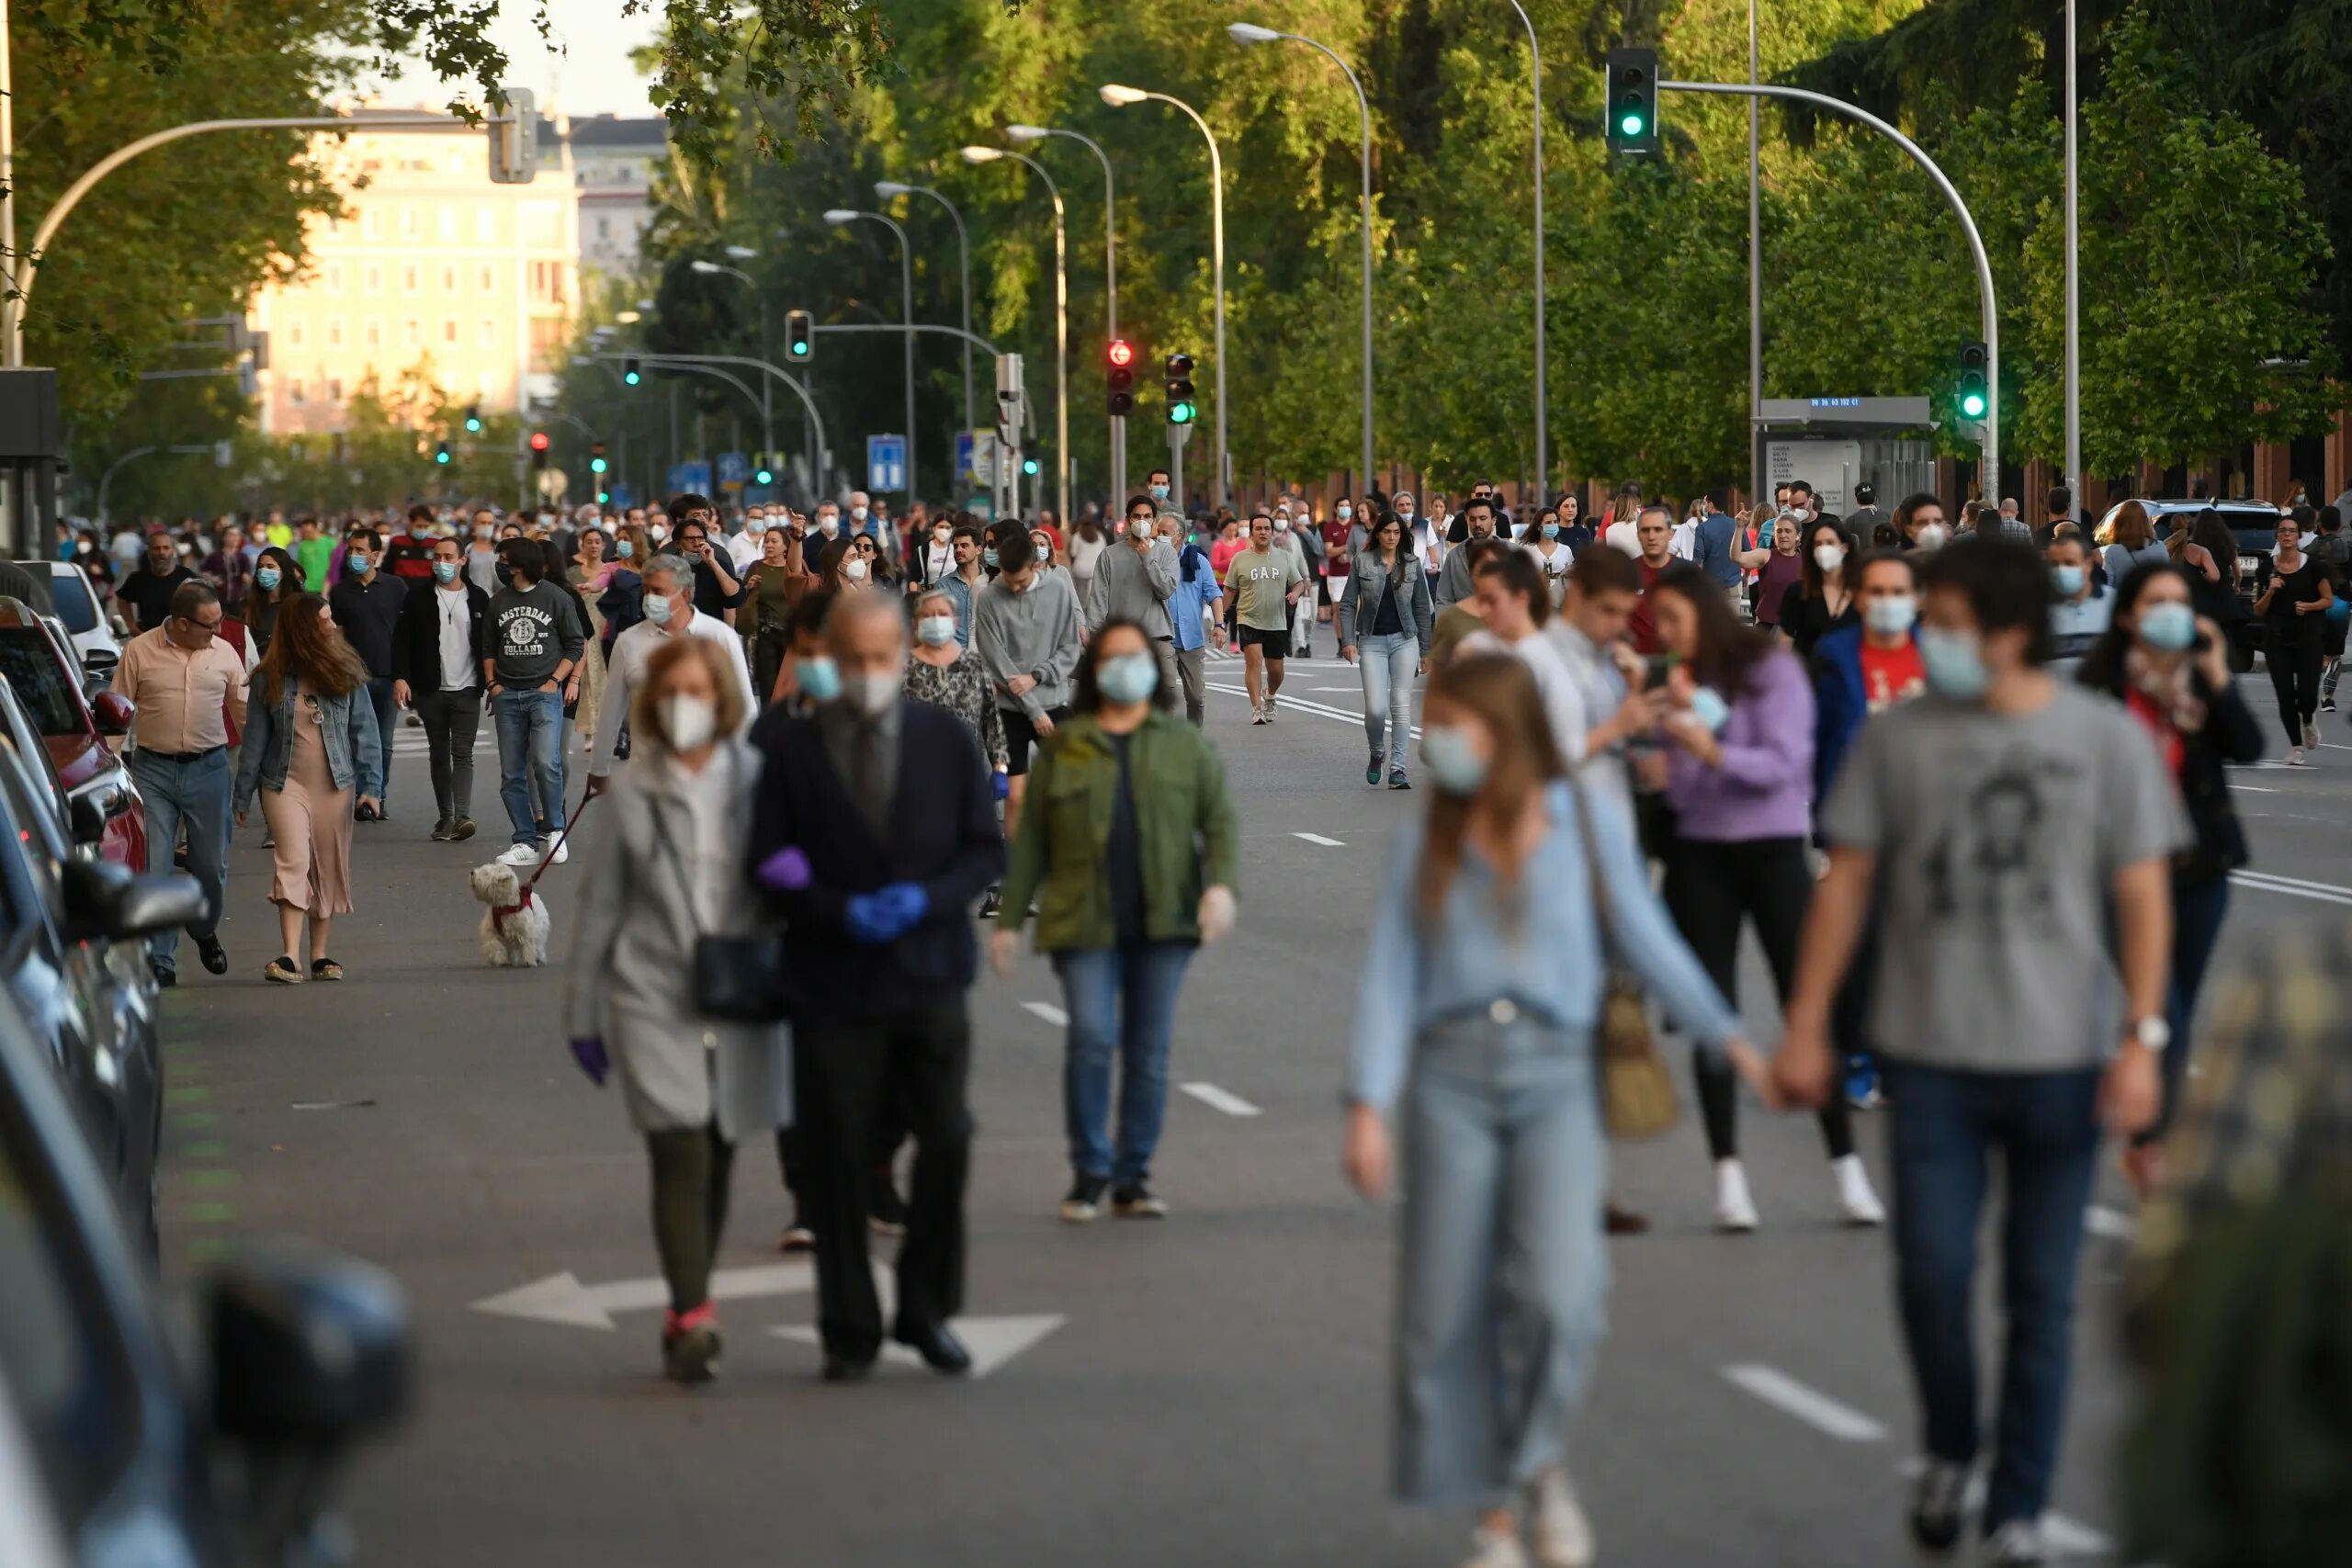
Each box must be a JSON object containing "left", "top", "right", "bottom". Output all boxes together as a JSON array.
[{"left": 111, "top": 581, "right": 247, "bottom": 986}]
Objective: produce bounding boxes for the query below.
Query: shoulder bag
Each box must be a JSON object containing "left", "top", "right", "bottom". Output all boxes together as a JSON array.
[
  {"left": 1566, "top": 780, "right": 1679, "bottom": 1140},
  {"left": 650, "top": 784, "right": 789, "bottom": 1025}
]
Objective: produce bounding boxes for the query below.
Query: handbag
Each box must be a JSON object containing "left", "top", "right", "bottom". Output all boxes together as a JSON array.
[
  {"left": 1566, "top": 780, "right": 1680, "bottom": 1140},
  {"left": 650, "top": 789, "right": 789, "bottom": 1025}
]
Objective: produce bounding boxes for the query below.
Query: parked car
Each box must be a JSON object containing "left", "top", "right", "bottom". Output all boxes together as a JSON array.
[
  {"left": 13, "top": 559, "right": 123, "bottom": 690},
  {"left": 0, "top": 982, "right": 411, "bottom": 1568},
  {"left": 0, "top": 598, "right": 145, "bottom": 870}
]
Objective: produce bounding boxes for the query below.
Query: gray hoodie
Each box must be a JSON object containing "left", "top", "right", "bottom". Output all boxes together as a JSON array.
[{"left": 974, "top": 568, "right": 1086, "bottom": 720}]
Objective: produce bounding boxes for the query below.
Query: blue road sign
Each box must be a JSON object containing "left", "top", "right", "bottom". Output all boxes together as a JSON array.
[
  {"left": 866, "top": 434, "right": 907, "bottom": 493},
  {"left": 716, "top": 451, "right": 750, "bottom": 488},
  {"left": 667, "top": 461, "right": 712, "bottom": 496}
]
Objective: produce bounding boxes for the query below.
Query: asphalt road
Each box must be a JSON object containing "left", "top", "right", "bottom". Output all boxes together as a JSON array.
[{"left": 153, "top": 639, "right": 2349, "bottom": 1568}]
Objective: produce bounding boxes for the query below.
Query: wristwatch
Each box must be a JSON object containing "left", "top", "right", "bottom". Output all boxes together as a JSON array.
[{"left": 2126, "top": 1016, "right": 2171, "bottom": 1055}]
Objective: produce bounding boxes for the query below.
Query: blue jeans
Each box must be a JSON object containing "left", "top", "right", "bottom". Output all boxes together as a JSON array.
[
  {"left": 1356, "top": 631, "right": 1417, "bottom": 777},
  {"left": 1054, "top": 942, "right": 1193, "bottom": 1184},
  {"left": 492, "top": 689, "right": 565, "bottom": 848},
  {"left": 1882, "top": 1061, "right": 2102, "bottom": 1532},
  {"left": 127, "top": 747, "right": 231, "bottom": 975},
  {"left": 361, "top": 676, "right": 397, "bottom": 807},
  {"left": 2148, "top": 875, "right": 2231, "bottom": 1141},
  {"left": 1396, "top": 1015, "right": 1606, "bottom": 1507}
]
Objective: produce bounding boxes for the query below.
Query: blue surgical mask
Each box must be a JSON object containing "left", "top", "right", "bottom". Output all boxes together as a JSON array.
[
  {"left": 915, "top": 615, "right": 957, "bottom": 647},
  {"left": 1420, "top": 724, "right": 1490, "bottom": 796},
  {"left": 2138, "top": 600, "right": 2197, "bottom": 653},
  {"left": 982, "top": 547, "right": 1000, "bottom": 570},
  {"left": 254, "top": 567, "right": 281, "bottom": 591},
  {"left": 797, "top": 655, "right": 842, "bottom": 703},
  {"left": 347, "top": 552, "right": 372, "bottom": 574},
  {"left": 1687, "top": 685, "right": 1732, "bottom": 734},
  {"left": 1097, "top": 652, "right": 1159, "bottom": 705},
  {"left": 643, "top": 593, "right": 675, "bottom": 626},
  {"left": 1864, "top": 594, "right": 1917, "bottom": 637},
  {"left": 1540, "top": 522, "right": 1559, "bottom": 541},
  {"left": 432, "top": 560, "right": 459, "bottom": 584},
  {"left": 1149, "top": 483, "right": 1170, "bottom": 502},
  {"left": 2051, "top": 564, "right": 2086, "bottom": 597},
  {"left": 615, "top": 539, "right": 634, "bottom": 559},
  {"left": 1918, "top": 626, "right": 1990, "bottom": 700}
]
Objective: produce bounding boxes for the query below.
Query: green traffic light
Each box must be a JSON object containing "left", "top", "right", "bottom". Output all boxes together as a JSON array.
[
  {"left": 1170, "top": 400, "right": 1196, "bottom": 425},
  {"left": 790, "top": 341, "right": 808, "bottom": 357},
  {"left": 590, "top": 457, "right": 608, "bottom": 474},
  {"left": 1620, "top": 112, "right": 1645, "bottom": 136},
  {"left": 1961, "top": 390, "right": 1987, "bottom": 417},
  {"left": 597, "top": 490, "right": 610, "bottom": 504},
  {"left": 1022, "top": 457, "right": 1040, "bottom": 476},
  {"left": 623, "top": 371, "right": 640, "bottom": 386},
  {"left": 435, "top": 450, "right": 450, "bottom": 466},
  {"left": 755, "top": 468, "right": 775, "bottom": 485}
]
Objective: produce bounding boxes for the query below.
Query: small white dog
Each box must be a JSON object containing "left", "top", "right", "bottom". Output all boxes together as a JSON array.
[{"left": 470, "top": 860, "right": 553, "bottom": 967}]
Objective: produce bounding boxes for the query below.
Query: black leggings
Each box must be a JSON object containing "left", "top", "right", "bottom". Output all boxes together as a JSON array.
[
  {"left": 648, "top": 1124, "right": 736, "bottom": 1314},
  {"left": 2267, "top": 628, "right": 2324, "bottom": 739},
  {"left": 1662, "top": 833, "right": 1855, "bottom": 1164}
]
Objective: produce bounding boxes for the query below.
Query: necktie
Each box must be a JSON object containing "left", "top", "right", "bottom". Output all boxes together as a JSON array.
[{"left": 854, "top": 720, "right": 890, "bottom": 837}]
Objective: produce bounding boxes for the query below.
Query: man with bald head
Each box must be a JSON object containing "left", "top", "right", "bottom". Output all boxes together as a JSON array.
[{"left": 746, "top": 592, "right": 1002, "bottom": 1384}]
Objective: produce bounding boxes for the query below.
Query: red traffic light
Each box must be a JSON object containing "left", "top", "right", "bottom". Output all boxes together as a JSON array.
[
  {"left": 1107, "top": 339, "right": 1135, "bottom": 368},
  {"left": 528, "top": 431, "right": 549, "bottom": 452}
]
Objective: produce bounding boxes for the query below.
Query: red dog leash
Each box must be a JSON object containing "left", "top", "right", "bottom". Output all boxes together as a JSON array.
[{"left": 493, "top": 788, "right": 595, "bottom": 921}]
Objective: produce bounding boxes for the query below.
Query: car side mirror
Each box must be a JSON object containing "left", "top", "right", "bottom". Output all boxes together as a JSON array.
[
  {"left": 60, "top": 859, "right": 205, "bottom": 943},
  {"left": 68, "top": 793, "right": 107, "bottom": 846},
  {"left": 89, "top": 692, "right": 133, "bottom": 736}
]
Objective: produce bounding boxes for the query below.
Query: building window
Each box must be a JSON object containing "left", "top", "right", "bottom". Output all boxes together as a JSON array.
[
  {"left": 364, "top": 264, "right": 382, "bottom": 295},
  {"left": 438, "top": 205, "right": 458, "bottom": 242},
  {"left": 475, "top": 208, "right": 497, "bottom": 243},
  {"left": 327, "top": 378, "right": 343, "bottom": 402},
  {"left": 288, "top": 380, "right": 307, "bottom": 407},
  {"left": 441, "top": 264, "right": 457, "bottom": 292},
  {"left": 479, "top": 265, "right": 495, "bottom": 292},
  {"left": 325, "top": 262, "right": 344, "bottom": 292},
  {"left": 443, "top": 319, "right": 458, "bottom": 344},
  {"left": 361, "top": 209, "right": 381, "bottom": 241},
  {"left": 365, "top": 318, "right": 382, "bottom": 349},
  {"left": 400, "top": 205, "right": 420, "bottom": 241},
  {"left": 402, "top": 265, "right": 420, "bottom": 293},
  {"left": 325, "top": 318, "right": 344, "bottom": 348},
  {"left": 594, "top": 215, "right": 610, "bottom": 240},
  {"left": 479, "top": 318, "right": 496, "bottom": 349},
  {"left": 403, "top": 319, "right": 421, "bottom": 348},
  {"left": 287, "top": 318, "right": 306, "bottom": 348}
]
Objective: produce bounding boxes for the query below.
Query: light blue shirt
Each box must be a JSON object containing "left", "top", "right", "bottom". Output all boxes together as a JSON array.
[
  {"left": 1348, "top": 781, "right": 1742, "bottom": 1111},
  {"left": 1167, "top": 547, "right": 1222, "bottom": 652},
  {"left": 940, "top": 571, "right": 978, "bottom": 649}
]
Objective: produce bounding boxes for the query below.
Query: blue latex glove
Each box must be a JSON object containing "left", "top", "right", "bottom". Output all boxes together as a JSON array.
[
  {"left": 569, "top": 1037, "right": 609, "bottom": 1088},
  {"left": 876, "top": 881, "right": 928, "bottom": 928},
  {"left": 843, "top": 893, "right": 899, "bottom": 945},
  {"left": 992, "top": 770, "right": 1011, "bottom": 801}
]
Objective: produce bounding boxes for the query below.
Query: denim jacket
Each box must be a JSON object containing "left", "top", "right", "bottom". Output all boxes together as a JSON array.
[
  {"left": 233, "top": 673, "right": 384, "bottom": 814},
  {"left": 1336, "top": 549, "right": 1434, "bottom": 654}
]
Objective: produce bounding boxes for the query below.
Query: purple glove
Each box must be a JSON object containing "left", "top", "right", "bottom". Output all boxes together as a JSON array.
[
  {"left": 569, "top": 1037, "right": 609, "bottom": 1088},
  {"left": 992, "top": 771, "right": 1011, "bottom": 801},
  {"left": 758, "top": 845, "right": 813, "bottom": 891}
]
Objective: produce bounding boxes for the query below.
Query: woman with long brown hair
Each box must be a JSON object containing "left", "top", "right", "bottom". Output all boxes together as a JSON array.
[
  {"left": 232, "top": 592, "right": 382, "bottom": 984},
  {"left": 1343, "top": 653, "right": 1766, "bottom": 1568}
]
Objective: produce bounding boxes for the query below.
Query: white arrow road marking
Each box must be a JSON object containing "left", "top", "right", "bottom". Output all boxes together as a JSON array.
[
  {"left": 470, "top": 1260, "right": 816, "bottom": 1330},
  {"left": 1721, "top": 1364, "right": 1888, "bottom": 1442},
  {"left": 1022, "top": 1000, "right": 1069, "bottom": 1027},
  {"left": 1894, "top": 1459, "right": 2112, "bottom": 1557},
  {"left": 769, "top": 1314, "right": 1068, "bottom": 1380},
  {"left": 1180, "top": 1082, "right": 1261, "bottom": 1117},
  {"left": 1293, "top": 831, "right": 1345, "bottom": 847},
  {"left": 2084, "top": 1205, "right": 2135, "bottom": 1241}
]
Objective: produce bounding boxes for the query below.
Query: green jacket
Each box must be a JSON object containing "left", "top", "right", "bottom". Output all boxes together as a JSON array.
[{"left": 998, "top": 709, "right": 1238, "bottom": 951}]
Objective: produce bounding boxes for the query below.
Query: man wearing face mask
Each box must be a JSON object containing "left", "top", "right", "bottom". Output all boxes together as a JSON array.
[
  {"left": 1811, "top": 551, "right": 1926, "bottom": 802},
  {"left": 485, "top": 539, "right": 587, "bottom": 867},
  {"left": 845, "top": 490, "right": 899, "bottom": 561},
  {"left": 1778, "top": 536, "right": 2183, "bottom": 1567},
  {"left": 392, "top": 536, "right": 491, "bottom": 841},
  {"left": 809, "top": 501, "right": 843, "bottom": 551},
  {"left": 327, "top": 526, "right": 410, "bottom": 818},
  {"left": 587, "top": 555, "right": 756, "bottom": 794},
  {"left": 975, "top": 525, "right": 1087, "bottom": 844},
  {"left": 1086, "top": 495, "right": 1182, "bottom": 696},
  {"left": 1318, "top": 496, "right": 1358, "bottom": 630},
  {"left": 1432, "top": 496, "right": 1502, "bottom": 613},
  {"left": 386, "top": 504, "right": 439, "bottom": 584},
  {"left": 745, "top": 592, "right": 1003, "bottom": 1382},
  {"left": 1146, "top": 468, "right": 1174, "bottom": 513},
  {"left": 465, "top": 508, "right": 503, "bottom": 594},
  {"left": 1158, "top": 512, "right": 1222, "bottom": 726},
  {"left": 2045, "top": 532, "right": 2114, "bottom": 672}
]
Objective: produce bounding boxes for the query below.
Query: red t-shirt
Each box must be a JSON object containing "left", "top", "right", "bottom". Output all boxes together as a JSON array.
[
  {"left": 1319, "top": 520, "right": 1353, "bottom": 575},
  {"left": 1860, "top": 639, "right": 1926, "bottom": 712},
  {"left": 1210, "top": 537, "right": 1247, "bottom": 581},
  {"left": 1629, "top": 560, "right": 1669, "bottom": 653}
]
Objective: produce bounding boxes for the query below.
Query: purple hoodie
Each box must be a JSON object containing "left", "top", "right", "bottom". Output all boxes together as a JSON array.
[{"left": 1662, "top": 644, "right": 1815, "bottom": 842}]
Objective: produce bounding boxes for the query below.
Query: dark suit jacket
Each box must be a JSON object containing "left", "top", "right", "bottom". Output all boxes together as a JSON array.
[
  {"left": 390, "top": 580, "right": 491, "bottom": 692},
  {"left": 746, "top": 699, "right": 1003, "bottom": 1022}
]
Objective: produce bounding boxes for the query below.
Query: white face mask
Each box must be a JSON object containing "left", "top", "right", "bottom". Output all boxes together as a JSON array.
[
  {"left": 916, "top": 615, "right": 957, "bottom": 646},
  {"left": 660, "top": 693, "right": 718, "bottom": 752},
  {"left": 1915, "top": 524, "right": 1951, "bottom": 550},
  {"left": 1814, "top": 544, "right": 1847, "bottom": 573},
  {"left": 850, "top": 505, "right": 869, "bottom": 523},
  {"left": 933, "top": 528, "right": 952, "bottom": 546},
  {"left": 1273, "top": 518, "right": 1291, "bottom": 532},
  {"left": 842, "top": 558, "right": 869, "bottom": 581},
  {"left": 818, "top": 517, "right": 839, "bottom": 537}
]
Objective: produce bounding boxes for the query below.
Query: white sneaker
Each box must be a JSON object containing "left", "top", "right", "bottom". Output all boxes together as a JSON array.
[
  {"left": 548, "top": 837, "right": 570, "bottom": 864},
  {"left": 1527, "top": 1472, "right": 1594, "bottom": 1568},
  {"left": 2286, "top": 745, "right": 2309, "bottom": 766},
  {"left": 1833, "top": 1153, "right": 1886, "bottom": 1226},
  {"left": 1713, "top": 1159, "right": 1759, "bottom": 1232},
  {"left": 2303, "top": 720, "right": 2320, "bottom": 750},
  {"left": 1456, "top": 1524, "right": 1531, "bottom": 1568},
  {"left": 496, "top": 841, "right": 539, "bottom": 867},
  {"left": 1980, "top": 1517, "right": 2047, "bottom": 1565}
]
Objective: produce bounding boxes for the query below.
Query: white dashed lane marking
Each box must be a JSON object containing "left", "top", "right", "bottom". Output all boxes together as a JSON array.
[
  {"left": 1179, "top": 1082, "right": 1262, "bottom": 1117},
  {"left": 1721, "top": 1364, "right": 1888, "bottom": 1443},
  {"left": 1294, "top": 832, "right": 1346, "bottom": 847},
  {"left": 1021, "top": 1000, "right": 1069, "bottom": 1027}
]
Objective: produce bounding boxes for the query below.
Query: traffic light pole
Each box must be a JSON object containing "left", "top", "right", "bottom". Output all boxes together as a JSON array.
[{"left": 1661, "top": 78, "right": 1999, "bottom": 488}]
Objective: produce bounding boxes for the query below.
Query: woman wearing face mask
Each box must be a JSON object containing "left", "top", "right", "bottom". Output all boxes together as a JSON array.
[
  {"left": 596, "top": 522, "right": 651, "bottom": 659},
  {"left": 565, "top": 635, "right": 787, "bottom": 1386},
  {"left": 2254, "top": 513, "right": 2335, "bottom": 763},
  {"left": 741, "top": 525, "right": 815, "bottom": 702},
  {"left": 2075, "top": 564, "right": 2262, "bottom": 1196},
  {"left": 1520, "top": 507, "right": 1574, "bottom": 606},
  {"left": 905, "top": 588, "right": 1007, "bottom": 783},
  {"left": 242, "top": 546, "right": 305, "bottom": 655},
  {"left": 1647, "top": 565, "right": 1882, "bottom": 1230},
  {"left": 992, "top": 618, "right": 1238, "bottom": 1223},
  {"left": 1779, "top": 522, "right": 1860, "bottom": 660},
  {"left": 1030, "top": 526, "right": 1068, "bottom": 575},
  {"left": 914, "top": 515, "right": 959, "bottom": 594},
  {"left": 232, "top": 595, "right": 384, "bottom": 985},
  {"left": 1345, "top": 654, "right": 1765, "bottom": 1568},
  {"left": 816, "top": 536, "right": 865, "bottom": 597},
  {"left": 852, "top": 528, "right": 899, "bottom": 592}
]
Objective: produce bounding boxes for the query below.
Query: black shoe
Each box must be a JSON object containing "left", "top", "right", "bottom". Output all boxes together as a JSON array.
[
  {"left": 1388, "top": 772, "right": 1412, "bottom": 790},
  {"left": 2327, "top": 698, "right": 2340, "bottom": 715},
  {"left": 891, "top": 1319, "right": 971, "bottom": 1375},
  {"left": 195, "top": 934, "right": 228, "bottom": 976},
  {"left": 150, "top": 963, "right": 176, "bottom": 988},
  {"left": 431, "top": 818, "right": 456, "bottom": 841},
  {"left": 867, "top": 1178, "right": 909, "bottom": 1237},
  {"left": 821, "top": 1353, "right": 875, "bottom": 1382},
  {"left": 1908, "top": 1459, "right": 1969, "bottom": 1553},
  {"left": 978, "top": 886, "right": 1002, "bottom": 919},
  {"left": 1059, "top": 1174, "right": 1110, "bottom": 1223},
  {"left": 1113, "top": 1182, "right": 1169, "bottom": 1218}
]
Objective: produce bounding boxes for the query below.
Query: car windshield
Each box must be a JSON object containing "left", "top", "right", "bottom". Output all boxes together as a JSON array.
[
  {"left": 45, "top": 574, "right": 95, "bottom": 636},
  {"left": 0, "top": 636, "right": 82, "bottom": 739}
]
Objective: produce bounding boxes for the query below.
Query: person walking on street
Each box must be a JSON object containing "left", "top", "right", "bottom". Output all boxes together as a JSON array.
[
  {"left": 1433, "top": 495, "right": 1504, "bottom": 612},
  {"left": 744, "top": 593, "right": 1003, "bottom": 1382},
  {"left": 741, "top": 524, "right": 814, "bottom": 705},
  {"left": 587, "top": 554, "right": 756, "bottom": 794},
  {"left": 1778, "top": 521, "right": 1859, "bottom": 662},
  {"left": 1644, "top": 565, "right": 1883, "bottom": 1231},
  {"left": 242, "top": 546, "right": 303, "bottom": 656},
  {"left": 118, "top": 529, "right": 198, "bottom": 636},
  {"left": 111, "top": 581, "right": 243, "bottom": 986},
  {"left": 233, "top": 594, "right": 382, "bottom": 985},
  {"left": 937, "top": 524, "right": 989, "bottom": 649},
  {"left": 393, "top": 536, "right": 490, "bottom": 842},
  {"left": 566, "top": 636, "right": 787, "bottom": 1386},
  {"left": 2254, "top": 513, "right": 2334, "bottom": 763},
  {"left": 1087, "top": 495, "right": 1183, "bottom": 696},
  {"left": 327, "top": 525, "right": 408, "bottom": 818},
  {"left": 906, "top": 589, "right": 1008, "bottom": 784},
  {"left": 1775, "top": 536, "right": 2182, "bottom": 1567},
  {"left": 1340, "top": 510, "right": 1435, "bottom": 788},
  {"left": 1224, "top": 513, "right": 1306, "bottom": 724},
  {"left": 2101, "top": 502, "right": 2170, "bottom": 593},
  {"left": 992, "top": 618, "right": 1238, "bottom": 1223},
  {"left": 1158, "top": 512, "right": 1222, "bottom": 726},
  {"left": 975, "top": 527, "right": 1087, "bottom": 847},
  {"left": 1344, "top": 653, "right": 1770, "bottom": 1568},
  {"left": 485, "top": 538, "right": 587, "bottom": 868},
  {"left": 2045, "top": 531, "right": 2115, "bottom": 673}
]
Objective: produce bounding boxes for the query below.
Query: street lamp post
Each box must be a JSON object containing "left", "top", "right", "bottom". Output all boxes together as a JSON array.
[
  {"left": 1229, "top": 22, "right": 1375, "bottom": 502},
  {"left": 963, "top": 146, "right": 1069, "bottom": 526},
  {"left": 1503, "top": 2, "right": 1545, "bottom": 500},
  {"left": 876, "top": 181, "right": 976, "bottom": 446},
  {"left": 688, "top": 256, "right": 770, "bottom": 374},
  {"left": 823, "top": 208, "right": 919, "bottom": 502},
  {"left": 1010, "top": 123, "right": 1124, "bottom": 502},
  {"left": 2063, "top": 0, "right": 2081, "bottom": 510},
  {"left": 1101, "top": 84, "right": 1227, "bottom": 510}
]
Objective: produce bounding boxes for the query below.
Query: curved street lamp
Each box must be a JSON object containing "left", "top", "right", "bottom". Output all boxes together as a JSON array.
[
  {"left": 963, "top": 145, "right": 1069, "bottom": 525},
  {"left": 824, "top": 208, "right": 919, "bottom": 500},
  {"left": 876, "top": 180, "right": 976, "bottom": 441},
  {"left": 1008, "top": 122, "right": 1128, "bottom": 502}
]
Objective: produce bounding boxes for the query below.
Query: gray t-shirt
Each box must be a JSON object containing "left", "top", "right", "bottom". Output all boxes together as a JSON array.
[{"left": 1819, "top": 682, "right": 2188, "bottom": 1073}]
